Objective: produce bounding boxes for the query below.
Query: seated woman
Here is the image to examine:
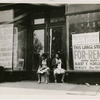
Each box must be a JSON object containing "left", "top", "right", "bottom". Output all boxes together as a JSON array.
[
  {"left": 52, "top": 53, "right": 66, "bottom": 83},
  {"left": 37, "top": 53, "right": 50, "bottom": 84}
]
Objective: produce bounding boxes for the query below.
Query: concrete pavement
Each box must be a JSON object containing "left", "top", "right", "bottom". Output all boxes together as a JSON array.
[{"left": 0, "top": 81, "right": 100, "bottom": 99}]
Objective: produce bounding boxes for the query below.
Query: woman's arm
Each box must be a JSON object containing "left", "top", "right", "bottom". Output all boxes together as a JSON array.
[
  {"left": 39, "top": 57, "right": 42, "bottom": 66},
  {"left": 52, "top": 58, "right": 58, "bottom": 68},
  {"left": 38, "top": 57, "right": 42, "bottom": 70}
]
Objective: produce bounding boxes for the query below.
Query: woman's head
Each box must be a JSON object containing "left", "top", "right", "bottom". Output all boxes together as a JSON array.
[
  {"left": 55, "top": 53, "right": 60, "bottom": 58},
  {"left": 41, "top": 53, "right": 47, "bottom": 59}
]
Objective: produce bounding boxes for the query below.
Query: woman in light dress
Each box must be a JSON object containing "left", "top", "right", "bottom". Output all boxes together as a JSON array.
[
  {"left": 52, "top": 53, "right": 66, "bottom": 83},
  {"left": 37, "top": 53, "right": 50, "bottom": 84}
]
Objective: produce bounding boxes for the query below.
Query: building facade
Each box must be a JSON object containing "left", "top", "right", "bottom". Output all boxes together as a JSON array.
[{"left": 0, "top": 4, "right": 100, "bottom": 84}]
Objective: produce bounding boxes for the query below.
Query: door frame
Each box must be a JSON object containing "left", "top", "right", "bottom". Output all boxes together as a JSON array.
[{"left": 31, "top": 23, "right": 67, "bottom": 70}]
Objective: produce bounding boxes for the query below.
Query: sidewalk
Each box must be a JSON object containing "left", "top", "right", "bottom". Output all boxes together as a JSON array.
[{"left": 0, "top": 81, "right": 100, "bottom": 99}]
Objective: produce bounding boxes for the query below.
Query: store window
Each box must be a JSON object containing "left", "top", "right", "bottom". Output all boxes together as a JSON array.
[
  {"left": 33, "top": 29, "right": 44, "bottom": 55},
  {"left": 32, "top": 29, "right": 45, "bottom": 70},
  {"left": 69, "top": 12, "right": 100, "bottom": 70},
  {"left": 13, "top": 25, "right": 27, "bottom": 71},
  {"left": 0, "top": 24, "right": 13, "bottom": 69},
  {"left": 50, "top": 17, "right": 65, "bottom": 23}
]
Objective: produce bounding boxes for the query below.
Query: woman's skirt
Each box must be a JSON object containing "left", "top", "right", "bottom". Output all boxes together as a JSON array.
[{"left": 54, "top": 68, "right": 65, "bottom": 75}]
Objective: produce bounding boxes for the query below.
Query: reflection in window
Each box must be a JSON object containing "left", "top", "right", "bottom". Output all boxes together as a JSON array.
[
  {"left": 50, "top": 17, "right": 65, "bottom": 23},
  {"left": 33, "top": 30, "right": 44, "bottom": 55},
  {"left": 13, "top": 26, "right": 27, "bottom": 71}
]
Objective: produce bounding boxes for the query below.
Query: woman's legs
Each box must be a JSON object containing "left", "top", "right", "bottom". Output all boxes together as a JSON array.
[
  {"left": 61, "top": 73, "right": 65, "bottom": 83},
  {"left": 54, "top": 69, "right": 57, "bottom": 83},
  {"left": 38, "top": 73, "right": 41, "bottom": 83},
  {"left": 54, "top": 74, "right": 57, "bottom": 83},
  {"left": 44, "top": 72, "right": 49, "bottom": 84}
]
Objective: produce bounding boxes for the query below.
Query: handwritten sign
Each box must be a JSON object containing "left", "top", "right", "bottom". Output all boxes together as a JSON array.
[
  {"left": 0, "top": 24, "right": 13, "bottom": 68},
  {"left": 72, "top": 32, "right": 99, "bottom": 45}
]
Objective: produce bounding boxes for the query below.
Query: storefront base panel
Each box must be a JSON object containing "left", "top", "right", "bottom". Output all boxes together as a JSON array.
[
  {"left": 67, "top": 72, "right": 100, "bottom": 85},
  {"left": 3, "top": 71, "right": 100, "bottom": 85},
  {"left": 3, "top": 71, "right": 28, "bottom": 82}
]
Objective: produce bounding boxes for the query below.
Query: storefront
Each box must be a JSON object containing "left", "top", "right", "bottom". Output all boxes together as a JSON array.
[
  {"left": 0, "top": 4, "right": 30, "bottom": 81},
  {"left": 1, "top": 4, "right": 100, "bottom": 84},
  {"left": 0, "top": 4, "right": 66, "bottom": 82},
  {"left": 66, "top": 4, "right": 100, "bottom": 84}
]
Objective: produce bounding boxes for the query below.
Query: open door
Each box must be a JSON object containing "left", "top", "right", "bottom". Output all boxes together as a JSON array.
[
  {"left": 49, "top": 26, "right": 66, "bottom": 69},
  {"left": 50, "top": 27, "right": 63, "bottom": 58}
]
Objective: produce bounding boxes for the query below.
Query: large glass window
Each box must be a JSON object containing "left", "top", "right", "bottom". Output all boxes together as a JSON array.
[
  {"left": 32, "top": 29, "right": 44, "bottom": 70},
  {"left": 33, "top": 29, "right": 44, "bottom": 55},
  {"left": 13, "top": 25, "right": 27, "bottom": 71},
  {"left": 50, "top": 17, "right": 65, "bottom": 23},
  {"left": 69, "top": 12, "right": 100, "bottom": 70}
]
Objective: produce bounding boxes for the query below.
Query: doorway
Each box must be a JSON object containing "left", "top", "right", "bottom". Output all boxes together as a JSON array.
[
  {"left": 49, "top": 27, "right": 63, "bottom": 58},
  {"left": 49, "top": 26, "right": 66, "bottom": 69},
  {"left": 32, "top": 25, "right": 66, "bottom": 70}
]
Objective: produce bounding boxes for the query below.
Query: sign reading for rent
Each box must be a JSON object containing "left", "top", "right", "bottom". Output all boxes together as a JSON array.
[
  {"left": 73, "top": 44, "right": 100, "bottom": 70},
  {"left": 72, "top": 32, "right": 100, "bottom": 70}
]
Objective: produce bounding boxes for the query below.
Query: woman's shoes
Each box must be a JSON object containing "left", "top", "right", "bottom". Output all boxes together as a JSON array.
[
  {"left": 61, "top": 80, "right": 64, "bottom": 83},
  {"left": 38, "top": 80, "right": 49, "bottom": 84},
  {"left": 38, "top": 80, "right": 64, "bottom": 84},
  {"left": 55, "top": 80, "right": 57, "bottom": 83},
  {"left": 45, "top": 79, "right": 49, "bottom": 84},
  {"left": 38, "top": 80, "right": 41, "bottom": 84},
  {"left": 45, "top": 81, "right": 48, "bottom": 84}
]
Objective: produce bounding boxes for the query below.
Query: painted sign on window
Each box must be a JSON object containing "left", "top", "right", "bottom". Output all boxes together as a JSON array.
[{"left": 0, "top": 24, "right": 13, "bottom": 68}]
